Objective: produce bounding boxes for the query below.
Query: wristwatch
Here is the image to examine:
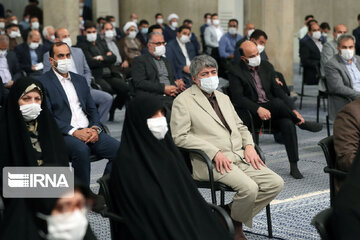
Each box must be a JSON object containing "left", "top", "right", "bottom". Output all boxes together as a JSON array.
[{"left": 92, "top": 126, "right": 102, "bottom": 135}]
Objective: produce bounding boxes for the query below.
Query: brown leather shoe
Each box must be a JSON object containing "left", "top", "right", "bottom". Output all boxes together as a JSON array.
[{"left": 233, "top": 221, "right": 247, "bottom": 240}]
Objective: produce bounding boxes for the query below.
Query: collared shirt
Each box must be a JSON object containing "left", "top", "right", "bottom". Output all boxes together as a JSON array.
[
  {"left": 219, "top": 32, "right": 243, "bottom": 58},
  {"left": 214, "top": 26, "right": 223, "bottom": 42},
  {"left": 343, "top": 57, "right": 360, "bottom": 91},
  {"left": 176, "top": 37, "right": 191, "bottom": 66},
  {"left": 53, "top": 69, "right": 89, "bottom": 135},
  {"left": 249, "top": 67, "right": 269, "bottom": 103},
  {"left": 311, "top": 37, "right": 323, "bottom": 52},
  {"left": 69, "top": 56, "right": 78, "bottom": 74},
  {"left": 152, "top": 56, "right": 171, "bottom": 85},
  {"left": 0, "top": 55, "right": 12, "bottom": 84},
  {"left": 105, "top": 38, "right": 122, "bottom": 65},
  {"left": 203, "top": 91, "right": 231, "bottom": 133},
  {"left": 29, "top": 48, "right": 38, "bottom": 66}
]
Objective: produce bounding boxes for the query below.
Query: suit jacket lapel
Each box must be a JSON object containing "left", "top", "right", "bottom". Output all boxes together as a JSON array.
[
  {"left": 214, "top": 91, "right": 234, "bottom": 132},
  {"left": 48, "top": 70, "right": 71, "bottom": 109},
  {"left": 146, "top": 53, "right": 159, "bottom": 79},
  {"left": 239, "top": 61, "right": 256, "bottom": 90},
  {"left": 337, "top": 55, "right": 353, "bottom": 87},
  {"left": 191, "top": 86, "right": 226, "bottom": 129},
  {"left": 69, "top": 72, "right": 86, "bottom": 111}
]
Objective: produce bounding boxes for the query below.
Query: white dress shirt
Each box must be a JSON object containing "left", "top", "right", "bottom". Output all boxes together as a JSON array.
[
  {"left": 215, "top": 26, "right": 223, "bottom": 42},
  {"left": 53, "top": 69, "right": 89, "bottom": 135},
  {"left": 311, "top": 37, "right": 323, "bottom": 52},
  {"left": 176, "top": 37, "right": 191, "bottom": 66},
  {"left": 0, "top": 55, "right": 12, "bottom": 84}
]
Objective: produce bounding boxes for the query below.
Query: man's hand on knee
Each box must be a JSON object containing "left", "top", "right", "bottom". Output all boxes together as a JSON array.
[
  {"left": 244, "top": 145, "right": 266, "bottom": 170},
  {"left": 85, "top": 128, "right": 99, "bottom": 144},
  {"left": 73, "top": 128, "right": 92, "bottom": 142},
  {"left": 214, "top": 151, "right": 232, "bottom": 174},
  {"left": 257, "top": 107, "right": 271, "bottom": 121}
]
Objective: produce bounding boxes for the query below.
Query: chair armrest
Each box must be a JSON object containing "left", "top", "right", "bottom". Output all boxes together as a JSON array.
[
  {"left": 324, "top": 166, "right": 348, "bottom": 178},
  {"left": 255, "top": 144, "right": 266, "bottom": 163},
  {"left": 208, "top": 203, "right": 235, "bottom": 237},
  {"left": 100, "top": 123, "right": 110, "bottom": 135},
  {"left": 100, "top": 207, "right": 124, "bottom": 223},
  {"left": 90, "top": 77, "right": 102, "bottom": 90}
]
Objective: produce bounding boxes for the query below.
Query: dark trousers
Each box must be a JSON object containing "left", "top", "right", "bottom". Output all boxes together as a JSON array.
[
  {"left": 239, "top": 98, "right": 300, "bottom": 163},
  {"left": 95, "top": 76, "right": 130, "bottom": 109},
  {"left": 63, "top": 132, "right": 120, "bottom": 185}
]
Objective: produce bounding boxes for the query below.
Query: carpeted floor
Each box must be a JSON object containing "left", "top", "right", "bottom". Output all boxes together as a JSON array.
[{"left": 87, "top": 63, "right": 330, "bottom": 240}]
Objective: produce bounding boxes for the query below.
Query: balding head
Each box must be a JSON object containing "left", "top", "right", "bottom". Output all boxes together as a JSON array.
[
  {"left": 43, "top": 26, "right": 55, "bottom": 41},
  {"left": 333, "top": 24, "right": 347, "bottom": 40},
  {"left": 244, "top": 23, "right": 255, "bottom": 38},
  {"left": 27, "top": 30, "right": 41, "bottom": 43},
  {"left": 239, "top": 41, "right": 261, "bottom": 67},
  {"left": 55, "top": 28, "right": 70, "bottom": 41}
]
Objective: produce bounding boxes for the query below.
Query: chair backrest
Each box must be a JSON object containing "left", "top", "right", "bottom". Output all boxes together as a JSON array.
[{"left": 318, "top": 136, "right": 336, "bottom": 169}]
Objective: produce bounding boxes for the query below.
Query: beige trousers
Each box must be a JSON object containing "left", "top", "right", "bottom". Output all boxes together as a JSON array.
[{"left": 193, "top": 160, "right": 284, "bottom": 227}]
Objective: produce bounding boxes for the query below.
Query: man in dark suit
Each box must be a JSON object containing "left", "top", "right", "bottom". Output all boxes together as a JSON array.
[
  {"left": 183, "top": 19, "right": 200, "bottom": 54},
  {"left": 14, "top": 29, "right": 45, "bottom": 79},
  {"left": 41, "top": 25, "right": 55, "bottom": 52},
  {"left": 0, "top": 34, "right": 22, "bottom": 89},
  {"left": 163, "top": 13, "right": 179, "bottom": 42},
  {"left": 39, "top": 42, "right": 120, "bottom": 185},
  {"left": 228, "top": 41, "right": 322, "bottom": 179},
  {"left": 300, "top": 22, "right": 322, "bottom": 85},
  {"left": 353, "top": 14, "right": 360, "bottom": 56},
  {"left": 136, "top": 19, "right": 149, "bottom": 46},
  {"left": 166, "top": 25, "right": 196, "bottom": 88},
  {"left": 132, "top": 32, "right": 182, "bottom": 116}
]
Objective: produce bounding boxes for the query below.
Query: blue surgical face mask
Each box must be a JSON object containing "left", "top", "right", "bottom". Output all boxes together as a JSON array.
[{"left": 141, "top": 28, "right": 148, "bottom": 35}]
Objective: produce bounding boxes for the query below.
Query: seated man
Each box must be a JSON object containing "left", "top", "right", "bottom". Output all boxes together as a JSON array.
[
  {"left": 42, "top": 25, "right": 55, "bottom": 52},
  {"left": 105, "top": 15, "right": 124, "bottom": 40},
  {"left": 333, "top": 99, "right": 360, "bottom": 191},
  {"left": 300, "top": 21, "right": 322, "bottom": 85},
  {"left": 233, "top": 22, "right": 255, "bottom": 64},
  {"left": 325, "top": 35, "right": 360, "bottom": 120},
  {"left": 43, "top": 27, "right": 113, "bottom": 123},
  {"left": 132, "top": 32, "right": 183, "bottom": 115},
  {"left": 136, "top": 19, "right": 149, "bottom": 46},
  {"left": 14, "top": 29, "right": 45, "bottom": 78},
  {"left": 183, "top": 19, "right": 200, "bottom": 54},
  {"left": 166, "top": 25, "right": 196, "bottom": 88},
  {"left": 219, "top": 19, "right": 243, "bottom": 61},
  {"left": 0, "top": 34, "right": 22, "bottom": 89},
  {"left": 39, "top": 42, "right": 120, "bottom": 185},
  {"left": 163, "top": 13, "right": 179, "bottom": 42},
  {"left": 5, "top": 23, "right": 23, "bottom": 51},
  {"left": 228, "top": 41, "right": 323, "bottom": 179},
  {"left": 170, "top": 55, "right": 284, "bottom": 239}
]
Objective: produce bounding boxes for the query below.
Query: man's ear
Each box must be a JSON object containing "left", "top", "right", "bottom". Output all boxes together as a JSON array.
[{"left": 240, "top": 56, "right": 247, "bottom": 63}]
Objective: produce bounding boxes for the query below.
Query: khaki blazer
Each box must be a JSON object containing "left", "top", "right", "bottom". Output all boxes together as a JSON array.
[{"left": 170, "top": 85, "right": 254, "bottom": 179}]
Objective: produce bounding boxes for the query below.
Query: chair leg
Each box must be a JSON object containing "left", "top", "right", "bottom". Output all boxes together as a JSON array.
[
  {"left": 316, "top": 95, "right": 320, "bottom": 123},
  {"left": 299, "top": 79, "right": 305, "bottom": 109},
  {"left": 210, "top": 187, "right": 217, "bottom": 205},
  {"left": 220, "top": 190, "right": 225, "bottom": 206},
  {"left": 266, "top": 204, "right": 273, "bottom": 238},
  {"left": 326, "top": 115, "right": 330, "bottom": 137}
]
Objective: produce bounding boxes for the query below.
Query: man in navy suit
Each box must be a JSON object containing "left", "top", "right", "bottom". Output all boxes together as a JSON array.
[
  {"left": 166, "top": 25, "right": 197, "bottom": 88},
  {"left": 14, "top": 29, "right": 45, "bottom": 79},
  {"left": 39, "top": 42, "right": 120, "bottom": 185}
]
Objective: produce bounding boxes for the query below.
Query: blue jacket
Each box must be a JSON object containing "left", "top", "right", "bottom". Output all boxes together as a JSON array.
[
  {"left": 166, "top": 39, "right": 197, "bottom": 79},
  {"left": 14, "top": 42, "right": 45, "bottom": 75},
  {"left": 163, "top": 25, "right": 177, "bottom": 42},
  {"left": 39, "top": 70, "right": 101, "bottom": 135}
]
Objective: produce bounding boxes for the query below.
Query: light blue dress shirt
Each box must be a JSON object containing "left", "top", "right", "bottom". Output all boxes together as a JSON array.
[{"left": 218, "top": 32, "right": 243, "bottom": 58}]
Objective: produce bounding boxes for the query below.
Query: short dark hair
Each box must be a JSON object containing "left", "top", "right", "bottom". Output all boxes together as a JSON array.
[
  {"left": 101, "top": 22, "right": 112, "bottom": 30},
  {"left": 105, "top": 15, "right": 115, "bottom": 22},
  {"left": 204, "top": 13, "right": 211, "bottom": 19},
  {"left": 239, "top": 47, "right": 245, "bottom": 57},
  {"left": 307, "top": 19, "right": 318, "bottom": 31},
  {"left": 5, "top": 23, "right": 18, "bottom": 30},
  {"left": 97, "top": 17, "right": 105, "bottom": 23},
  {"left": 84, "top": 21, "right": 97, "bottom": 30},
  {"left": 211, "top": 13, "right": 218, "bottom": 18},
  {"left": 30, "top": 15, "right": 38, "bottom": 21},
  {"left": 49, "top": 42, "right": 69, "bottom": 58},
  {"left": 155, "top": 13, "right": 162, "bottom": 19},
  {"left": 228, "top": 19, "right": 238, "bottom": 25},
  {"left": 139, "top": 19, "right": 149, "bottom": 26},
  {"left": 148, "top": 24, "right": 162, "bottom": 34},
  {"left": 250, "top": 29, "right": 268, "bottom": 40},
  {"left": 183, "top": 19, "right": 192, "bottom": 25},
  {"left": 320, "top": 22, "right": 330, "bottom": 30},
  {"left": 357, "top": 14, "right": 360, "bottom": 21},
  {"left": 305, "top": 15, "right": 314, "bottom": 21},
  {"left": 177, "top": 25, "right": 191, "bottom": 33}
]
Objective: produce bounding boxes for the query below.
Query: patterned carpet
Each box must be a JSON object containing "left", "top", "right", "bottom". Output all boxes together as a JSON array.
[{"left": 87, "top": 63, "right": 330, "bottom": 240}]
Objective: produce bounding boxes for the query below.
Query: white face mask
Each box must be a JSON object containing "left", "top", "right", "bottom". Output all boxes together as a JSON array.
[
  {"left": 105, "top": 30, "right": 114, "bottom": 39},
  {"left": 19, "top": 103, "right": 42, "bottom": 121},
  {"left": 11, "top": 20, "right": 18, "bottom": 25},
  {"left": 171, "top": 21, "right": 178, "bottom": 28},
  {"left": 213, "top": 19, "right": 220, "bottom": 26},
  {"left": 340, "top": 49, "right": 354, "bottom": 61},
  {"left": 29, "top": 42, "right": 39, "bottom": 50},
  {"left": 0, "top": 50, "right": 7, "bottom": 57},
  {"left": 128, "top": 31, "right": 137, "bottom": 39},
  {"left": 257, "top": 44, "right": 265, "bottom": 53},
  {"left": 156, "top": 18, "right": 164, "bottom": 25},
  {"left": 31, "top": 21, "right": 40, "bottom": 30},
  {"left": 199, "top": 76, "right": 219, "bottom": 94},
  {"left": 111, "top": 21, "right": 116, "bottom": 27},
  {"left": 228, "top": 27, "right": 237, "bottom": 35},
  {"left": 39, "top": 208, "right": 88, "bottom": 240},
  {"left": 133, "top": 19, "right": 138, "bottom": 24},
  {"left": 61, "top": 37, "right": 72, "bottom": 48},
  {"left": 9, "top": 31, "right": 18, "bottom": 38},
  {"left": 50, "top": 35, "right": 55, "bottom": 41},
  {"left": 54, "top": 58, "right": 72, "bottom": 74},
  {"left": 206, "top": 18, "right": 211, "bottom": 25},
  {"left": 247, "top": 29, "right": 255, "bottom": 38},
  {"left": 86, "top": 33, "right": 97, "bottom": 42},
  {"left": 321, "top": 32, "right": 327, "bottom": 37},
  {"left": 336, "top": 33, "right": 343, "bottom": 41},
  {"left": 16, "top": 30, "right": 21, "bottom": 37},
  {"left": 248, "top": 55, "right": 261, "bottom": 67},
  {"left": 312, "top": 31, "right": 321, "bottom": 40},
  {"left": 153, "top": 45, "right": 166, "bottom": 57},
  {"left": 0, "top": 22, "right": 4, "bottom": 29},
  {"left": 147, "top": 116, "right": 168, "bottom": 140},
  {"left": 180, "top": 35, "right": 190, "bottom": 44}
]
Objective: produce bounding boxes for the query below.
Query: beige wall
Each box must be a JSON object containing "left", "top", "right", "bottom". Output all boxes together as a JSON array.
[{"left": 118, "top": 0, "right": 217, "bottom": 40}]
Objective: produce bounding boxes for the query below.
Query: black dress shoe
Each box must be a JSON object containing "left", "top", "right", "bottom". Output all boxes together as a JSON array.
[{"left": 298, "top": 121, "right": 323, "bottom": 132}]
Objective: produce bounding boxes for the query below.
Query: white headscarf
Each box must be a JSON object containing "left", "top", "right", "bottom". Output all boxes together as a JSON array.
[
  {"left": 167, "top": 13, "right": 179, "bottom": 22},
  {"left": 123, "top": 21, "right": 138, "bottom": 33}
]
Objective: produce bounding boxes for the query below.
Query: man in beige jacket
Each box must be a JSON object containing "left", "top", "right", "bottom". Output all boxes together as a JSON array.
[{"left": 170, "top": 55, "right": 283, "bottom": 240}]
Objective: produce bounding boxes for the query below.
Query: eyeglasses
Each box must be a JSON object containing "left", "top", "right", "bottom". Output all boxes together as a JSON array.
[{"left": 150, "top": 41, "right": 166, "bottom": 46}]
